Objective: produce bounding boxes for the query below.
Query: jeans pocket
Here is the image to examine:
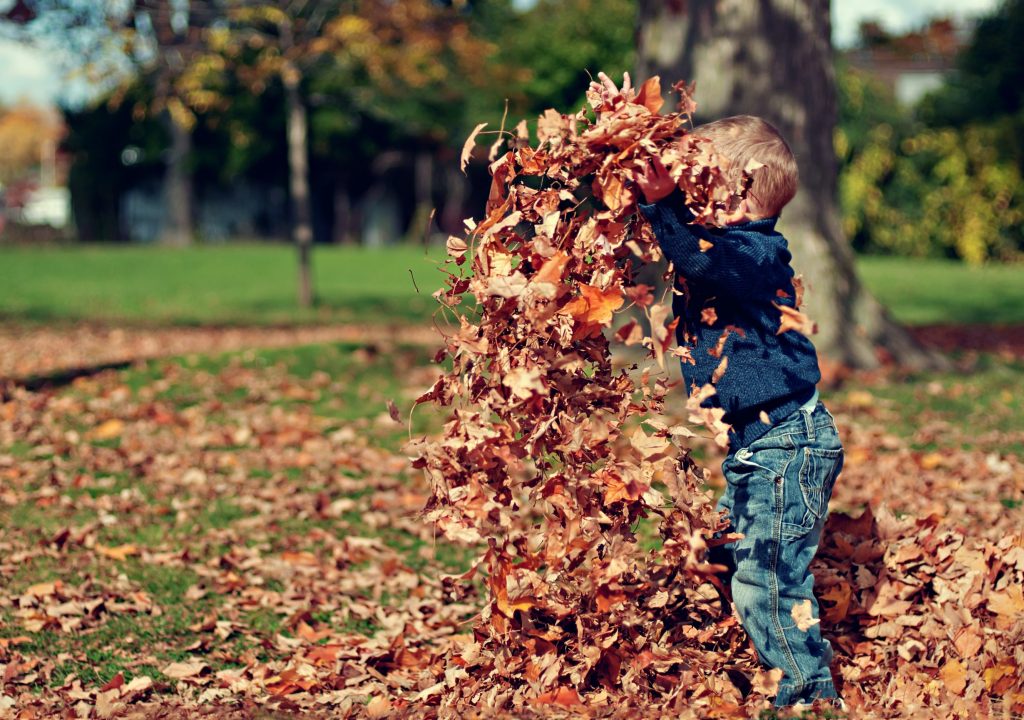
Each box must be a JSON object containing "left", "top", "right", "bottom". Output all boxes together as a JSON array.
[{"left": 797, "top": 446, "right": 844, "bottom": 522}]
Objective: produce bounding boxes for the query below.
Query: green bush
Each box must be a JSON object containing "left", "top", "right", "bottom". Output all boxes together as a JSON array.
[{"left": 837, "top": 68, "right": 1024, "bottom": 264}]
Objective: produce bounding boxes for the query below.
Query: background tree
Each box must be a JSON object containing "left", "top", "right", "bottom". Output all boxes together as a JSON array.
[
  {"left": 635, "top": 0, "right": 935, "bottom": 369},
  {"left": 199, "top": 0, "right": 493, "bottom": 306},
  {"left": 1, "top": 0, "right": 227, "bottom": 246}
]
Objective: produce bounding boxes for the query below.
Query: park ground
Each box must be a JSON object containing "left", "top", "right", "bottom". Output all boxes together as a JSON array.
[{"left": 0, "top": 247, "right": 1022, "bottom": 717}]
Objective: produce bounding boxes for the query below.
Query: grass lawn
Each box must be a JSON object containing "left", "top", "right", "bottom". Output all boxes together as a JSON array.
[
  {"left": 855, "top": 255, "right": 1024, "bottom": 325},
  {"left": 0, "top": 244, "right": 447, "bottom": 326},
  {"left": 1, "top": 244, "right": 1022, "bottom": 327}
]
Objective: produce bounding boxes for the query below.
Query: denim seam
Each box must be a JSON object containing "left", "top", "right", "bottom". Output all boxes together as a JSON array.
[{"left": 770, "top": 452, "right": 805, "bottom": 689}]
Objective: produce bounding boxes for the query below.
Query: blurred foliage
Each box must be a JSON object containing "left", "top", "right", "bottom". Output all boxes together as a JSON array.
[
  {"left": 487, "top": 0, "right": 635, "bottom": 119},
  {"left": 0, "top": 104, "right": 62, "bottom": 184},
  {"left": 837, "top": 1, "right": 1024, "bottom": 264}
]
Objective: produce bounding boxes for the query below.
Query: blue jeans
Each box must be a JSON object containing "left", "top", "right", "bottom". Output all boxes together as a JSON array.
[{"left": 714, "top": 400, "right": 844, "bottom": 707}]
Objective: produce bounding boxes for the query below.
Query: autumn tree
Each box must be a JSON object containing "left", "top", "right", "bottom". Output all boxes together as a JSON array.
[
  {"left": 197, "top": 0, "right": 492, "bottom": 306},
  {"left": 0, "top": 103, "right": 62, "bottom": 185},
  {"left": 1, "top": 1, "right": 227, "bottom": 246},
  {"left": 635, "top": 0, "right": 935, "bottom": 368}
]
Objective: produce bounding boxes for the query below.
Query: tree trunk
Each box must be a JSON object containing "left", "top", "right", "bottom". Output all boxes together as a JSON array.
[
  {"left": 406, "top": 149, "right": 435, "bottom": 245},
  {"left": 283, "top": 59, "right": 314, "bottom": 308},
  {"left": 161, "top": 112, "right": 194, "bottom": 247},
  {"left": 333, "top": 180, "right": 354, "bottom": 244},
  {"left": 636, "top": 0, "right": 938, "bottom": 369}
]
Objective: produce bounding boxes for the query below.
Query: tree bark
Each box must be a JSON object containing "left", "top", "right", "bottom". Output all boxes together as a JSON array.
[
  {"left": 283, "top": 59, "right": 314, "bottom": 308},
  {"left": 161, "top": 111, "right": 194, "bottom": 247},
  {"left": 636, "top": 0, "right": 938, "bottom": 369}
]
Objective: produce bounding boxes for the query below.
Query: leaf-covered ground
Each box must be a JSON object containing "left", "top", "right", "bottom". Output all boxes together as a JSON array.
[{"left": 1, "top": 337, "right": 1022, "bottom": 717}]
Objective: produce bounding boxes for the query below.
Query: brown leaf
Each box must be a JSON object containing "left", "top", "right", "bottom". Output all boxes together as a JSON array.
[
  {"left": 161, "top": 660, "right": 209, "bottom": 680},
  {"left": 460, "top": 122, "right": 487, "bottom": 173},
  {"left": 386, "top": 399, "right": 401, "bottom": 423}
]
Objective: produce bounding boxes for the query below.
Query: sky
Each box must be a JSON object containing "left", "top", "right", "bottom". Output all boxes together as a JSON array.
[{"left": 0, "top": 0, "right": 1005, "bottom": 108}]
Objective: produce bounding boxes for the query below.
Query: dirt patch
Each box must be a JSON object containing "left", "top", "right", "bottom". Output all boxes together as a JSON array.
[
  {"left": 0, "top": 323, "right": 444, "bottom": 383},
  {"left": 910, "top": 324, "right": 1024, "bottom": 358}
]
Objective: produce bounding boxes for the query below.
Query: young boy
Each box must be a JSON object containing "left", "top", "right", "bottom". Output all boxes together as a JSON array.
[{"left": 589, "top": 72, "right": 845, "bottom": 708}]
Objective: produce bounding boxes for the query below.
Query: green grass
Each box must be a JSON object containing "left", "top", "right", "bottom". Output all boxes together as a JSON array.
[
  {"left": 829, "top": 354, "right": 1024, "bottom": 454},
  {"left": 1, "top": 245, "right": 1022, "bottom": 327},
  {"left": 0, "top": 243, "right": 446, "bottom": 326},
  {"left": 855, "top": 256, "right": 1024, "bottom": 325}
]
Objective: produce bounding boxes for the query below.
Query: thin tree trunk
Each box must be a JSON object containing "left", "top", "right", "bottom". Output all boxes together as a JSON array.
[
  {"left": 440, "top": 162, "right": 467, "bottom": 235},
  {"left": 406, "top": 149, "right": 434, "bottom": 245},
  {"left": 636, "top": 0, "right": 939, "bottom": 369},
  {"left": 161, "top": 110, "right": 194, "bottom": 247},
  {"left": 333, "top": 179, "right": 353, "bottom": 244},
  {"left": 281, "top": 19, "right": 314, "bottom": 308}
]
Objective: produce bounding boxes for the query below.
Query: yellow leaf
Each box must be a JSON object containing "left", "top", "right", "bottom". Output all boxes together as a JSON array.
[
  {"left": 940, "top": 658, "right": 967, "bottom": 695},
  {"left": 91, "top": 419, "right": 124, "bottom": 440},
  {"left": 988, "top": 584, "right": 1024, "bottom": 616},
  {"left": 96, "top": 543, "right": 138, "bottom": 561}
]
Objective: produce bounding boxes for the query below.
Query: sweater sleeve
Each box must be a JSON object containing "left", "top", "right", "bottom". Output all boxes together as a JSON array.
[{"left": 638, "top": 193, "right": 785, "bottom": 298}]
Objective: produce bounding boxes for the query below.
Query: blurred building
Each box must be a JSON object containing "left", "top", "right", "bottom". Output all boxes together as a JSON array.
[{"left": 844, "top": 18, "right": 971, "bottom": 105}]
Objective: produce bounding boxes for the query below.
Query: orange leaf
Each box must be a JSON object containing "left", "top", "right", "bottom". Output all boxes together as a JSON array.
[
  {"left": 940, "top": 659, "right": 967, "bottom": 695},
  {"left": 96, "top": 543, "right": 138, "bottom": 561},
  {"left": 562, "top": 284, "right": 623, "bottom": 327},
  {"left": 532, "top": 251, "right": 570, "bottom": 285},
  {"left": 91, "top": 418, "right": 124, "bottom": 440},
  {"left": 634, "top": 76, "right": 664, "bottom": 114},
  {"left": 280, "top": 551, "right": 319, "bottom": 566},
  {"left": 532, "top": 686, "right": 583, "bottom": 707},
  {"left": 773, "top": 302, "right": 816, "bottom": 336}
]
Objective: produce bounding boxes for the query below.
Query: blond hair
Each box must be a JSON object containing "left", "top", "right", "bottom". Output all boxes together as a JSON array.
[{"left": 692, "top": 115, "right": 798, "bottom": 218}]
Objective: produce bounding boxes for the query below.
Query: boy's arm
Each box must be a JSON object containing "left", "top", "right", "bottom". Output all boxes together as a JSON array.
[{"left": 637, "top": 193, "right": 784, "bottom": 298}]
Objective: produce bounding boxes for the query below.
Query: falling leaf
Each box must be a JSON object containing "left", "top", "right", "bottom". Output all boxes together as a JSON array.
[
  {"left": 386, "top": 399, "right": 401, "bottom": 423},
  {"left": 532, "top": 251, "right": 570, "bottom": 286},
  {"left": 561, "top": 284, "right": 624, "bottom": 327},
  {"left": 790, "top": 599, "right": 820, "bottom": 631},
  {"left": 711, "top": 356, "right": 728, "bottom": 384},
  {"left": 773, "top": 302, "right": 816, "bottom": 336},
  {"left": 460, "top": 122, "right": 487, "bottom": 173}
]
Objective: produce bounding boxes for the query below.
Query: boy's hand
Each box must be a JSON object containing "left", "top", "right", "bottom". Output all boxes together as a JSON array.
[
  {"left": 587, "top": 71, "right": 635, "bottom": 113},
  {"left": 635, "top": 155, "right": 677, "bottom": 204}
]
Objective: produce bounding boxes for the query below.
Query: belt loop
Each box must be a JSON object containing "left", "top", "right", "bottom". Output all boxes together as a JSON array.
[{"left": 803, "top": 404, "right": 815, "bottom": 441}]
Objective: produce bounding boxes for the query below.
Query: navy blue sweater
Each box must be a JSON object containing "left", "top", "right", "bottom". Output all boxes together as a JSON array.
[{"left": 638, "top": 192, "right": 820, "bottom": 449}]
